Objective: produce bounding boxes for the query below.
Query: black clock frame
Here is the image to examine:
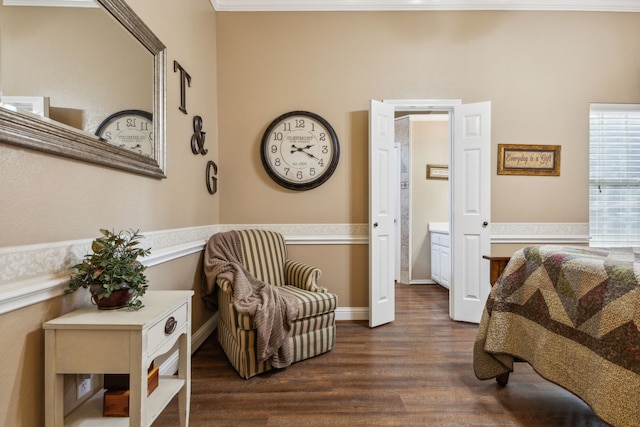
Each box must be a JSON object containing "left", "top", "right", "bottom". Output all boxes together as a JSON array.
[
  {"left": 95, "top": 109, "right": 153, "bottom": 140},
  {"left": 260, "top": 110, "right": 340, "bottom": 191}
]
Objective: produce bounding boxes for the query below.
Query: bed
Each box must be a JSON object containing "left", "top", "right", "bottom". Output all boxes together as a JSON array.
[{"left": 474, "top": 245, "right": 640, "bottom": 427}]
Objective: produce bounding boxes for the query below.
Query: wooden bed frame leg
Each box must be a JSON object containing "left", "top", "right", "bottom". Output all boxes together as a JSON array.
[{"left": 496, "top": 372, "right": 510, "bottom": 386}]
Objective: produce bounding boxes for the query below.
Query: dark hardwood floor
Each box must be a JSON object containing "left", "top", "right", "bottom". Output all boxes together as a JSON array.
[{"left": 153, "top": 284, "right": 608, "bottom": 426}]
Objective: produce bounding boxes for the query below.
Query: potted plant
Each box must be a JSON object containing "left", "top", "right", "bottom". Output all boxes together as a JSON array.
[{"left": 66, "top": 229, "right": 151, "bottom": 310}]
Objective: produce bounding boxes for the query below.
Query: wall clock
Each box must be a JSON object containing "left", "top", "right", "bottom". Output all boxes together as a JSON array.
[
  {"left": 95, "top": 109, "right": 153, "bottom": 157},
  {"left": 260, "top": 110, "right": 340, "bottom": 191}
]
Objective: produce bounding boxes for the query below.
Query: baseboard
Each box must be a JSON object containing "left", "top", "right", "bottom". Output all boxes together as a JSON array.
[
  {"left": 335, "top": 306, "right": 368, "bottom": 321},
  {"left": 159, "top": 312, "right": 218, "bottom": 376},
  {"left": 192, "top": 312, "right": 218, "bottom": 351},
  {"left": 158, "top": 307, "right": 369, "bottom": 375}
]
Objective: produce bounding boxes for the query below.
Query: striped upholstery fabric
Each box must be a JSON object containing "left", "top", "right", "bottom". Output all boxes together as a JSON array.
[
  {"left": 282, "top": 285, "right": 337, "bottom": 319},
  {"left": 216, "top": 229, "right": 337, "bottom": 379},
  {"left": 237, "top": 229, "right": 287, "bottom": 287},
  {"left": 285, "top": 260, "right": 324, "bottom": 292}
]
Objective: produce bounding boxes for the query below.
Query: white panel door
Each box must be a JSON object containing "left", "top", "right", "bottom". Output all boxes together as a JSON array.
[
  {"left": 394, "top": 144, "right": 402, "bottom": 282},
  {"left": 369, "top": 99, "right": 396, "bottom": 327},
  {"left": 450, "top": 101, "right": 491, "bottom": 323}
]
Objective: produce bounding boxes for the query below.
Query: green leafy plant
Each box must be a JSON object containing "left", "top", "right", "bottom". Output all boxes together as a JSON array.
[{"left": 66, "top": 229, "right": 151, "bottom": 309}]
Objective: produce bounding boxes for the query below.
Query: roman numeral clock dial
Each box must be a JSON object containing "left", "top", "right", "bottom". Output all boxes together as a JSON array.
[
  {"left": 95, "top": 109, "right": 154, "bottom": 157},
  {"left": 260, "top": 111, "right": 340, "bottom": 191}
]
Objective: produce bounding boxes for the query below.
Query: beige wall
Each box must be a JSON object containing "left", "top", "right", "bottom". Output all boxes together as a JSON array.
[
  {"left": 1, "top": 6, "right": 152, "bottom": 132},
  {"left": 217, "top": 10, "right": 640, "bottom": 225},
  {"left": 2, "top": 5, "right": 640, "bottom": 426},
  {"left": 411, "top": 117, "right": 449, "bottom": 281},
  {"left": 217, "top": 10, "right": 640, "bottom": 303},
  {"left": 0, "top": 0, "right": 219, "bottom": 247},
  {"left": 288, "top": 243, "right": 369, "bottom": 307},
  {"left": 0, "top": 0, "right": 217, "bottom": 425}
]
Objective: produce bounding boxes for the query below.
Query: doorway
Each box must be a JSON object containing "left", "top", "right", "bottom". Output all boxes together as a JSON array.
[
  {"left": 369, "top": 99, "right": 491, "bottom": 325},
  {"left": 394, "top": 113, "right": 450, "bottom": 286}
]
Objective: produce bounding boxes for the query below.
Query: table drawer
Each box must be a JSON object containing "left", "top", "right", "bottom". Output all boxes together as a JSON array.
[{"left": 147, "top": 301, "right": 188, "bottom": 355}]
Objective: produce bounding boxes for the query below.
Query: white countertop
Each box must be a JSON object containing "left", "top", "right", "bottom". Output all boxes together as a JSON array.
[{"left": 429, "top": 222, "right": 449, "bottom": 233}]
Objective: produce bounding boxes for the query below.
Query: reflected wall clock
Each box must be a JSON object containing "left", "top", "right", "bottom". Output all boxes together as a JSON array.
[{"left": 96, "top": 109, "right": 153, "bottom": 157}]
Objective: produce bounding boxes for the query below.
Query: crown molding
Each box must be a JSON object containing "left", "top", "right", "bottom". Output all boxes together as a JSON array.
[
  {"left": 210, "top": 0, "right": 640, "bottom": 12},
  {"left": 7, "top": 0, "right": 639, "bottom": 12},
  {"left": 3, "top": 0, "right": 98, "bottom": 6}
]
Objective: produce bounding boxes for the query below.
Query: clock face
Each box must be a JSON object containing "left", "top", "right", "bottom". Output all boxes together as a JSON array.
[
  {"left": 96, "top": 110, "right": 153, "bottom": 157},
  {"left": 260, "top": 111, "right": 340, "bottom": 191}
]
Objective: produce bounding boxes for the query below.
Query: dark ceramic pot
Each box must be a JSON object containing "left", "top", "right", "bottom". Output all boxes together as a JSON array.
[{"left": 90, "top": 285, "right": 131, "bottom": 310}]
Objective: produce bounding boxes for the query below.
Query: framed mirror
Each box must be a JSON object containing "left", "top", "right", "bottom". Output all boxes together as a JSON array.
[{"left": 0, "top": 0, "right": 167, "bottom": 179}]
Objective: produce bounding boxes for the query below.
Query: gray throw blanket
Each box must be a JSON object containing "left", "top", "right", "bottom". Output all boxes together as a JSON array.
[{"left": 203, "top": 231, "right": 299, "bottom": 368}]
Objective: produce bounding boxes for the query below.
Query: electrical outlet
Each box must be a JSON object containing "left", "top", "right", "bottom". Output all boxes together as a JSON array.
[{"left": 76, "top": 374, "right": 92, "bottom": 399}]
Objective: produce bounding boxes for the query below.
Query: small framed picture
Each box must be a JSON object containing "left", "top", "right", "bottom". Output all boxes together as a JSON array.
[
  {"left": 427, "top": 164, "right": 448, "bottom": 180},
  {"left": 497, "top": 144, "right": 561, "bottom": 176},
  {"left": 1, "top": 96, "right": 50, "bottom": 118}
]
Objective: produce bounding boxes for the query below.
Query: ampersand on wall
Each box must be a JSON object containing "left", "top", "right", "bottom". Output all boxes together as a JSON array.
[
  {"left": 206, "top": 160, "right": 218, "bottom": 195},
  {"left": 191, "top": 115, "right": 208, "bottom": 155}
]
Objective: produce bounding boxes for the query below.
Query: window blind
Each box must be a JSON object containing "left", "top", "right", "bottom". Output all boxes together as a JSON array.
[{"left": 589, "top": 103, "right": 640, "bottom": 247}]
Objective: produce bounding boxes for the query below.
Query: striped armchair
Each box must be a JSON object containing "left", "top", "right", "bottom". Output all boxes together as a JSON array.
[{"left": 216, "top": 229, "right": 338, "bottom": 379}]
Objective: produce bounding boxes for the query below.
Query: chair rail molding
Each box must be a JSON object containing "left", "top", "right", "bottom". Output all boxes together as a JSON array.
[
  {"left": 490, "top": 222, "right": 589, "bottom": 244},
  {"left": 0, "top": 222, "right": 586, "bottom": 314},
  {"left": 0, "top": 223, "right": 367, "bottom": 315}
]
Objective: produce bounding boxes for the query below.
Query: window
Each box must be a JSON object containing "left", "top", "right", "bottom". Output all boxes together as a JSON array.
[{"left": 589, "top": 104, "right": 640, "bottom": 247}]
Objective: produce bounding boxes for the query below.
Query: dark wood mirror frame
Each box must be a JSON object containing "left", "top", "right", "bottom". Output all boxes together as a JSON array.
[{"left": 0, "top": 0, "right": 167, "bottom": 179}]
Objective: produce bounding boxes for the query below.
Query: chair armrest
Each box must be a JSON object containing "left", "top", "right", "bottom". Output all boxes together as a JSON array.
[
  {"left": 217, "top": 276, "right": 233, "bottom": 293},
  {"left": 285, "top": 259, "right": 326, "bottom": 292},
  {"left": 215, "top": 276, "right": 247, "bottom": 335}
]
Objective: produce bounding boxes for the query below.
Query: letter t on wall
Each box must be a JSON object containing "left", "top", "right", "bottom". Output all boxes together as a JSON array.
[{"left": 174, "top": 60, "right": 191, "bottom": 115}]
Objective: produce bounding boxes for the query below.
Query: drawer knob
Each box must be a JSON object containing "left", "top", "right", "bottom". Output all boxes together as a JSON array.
[{"left": 164, "top": 316, "right": 177, "bottom": 335}]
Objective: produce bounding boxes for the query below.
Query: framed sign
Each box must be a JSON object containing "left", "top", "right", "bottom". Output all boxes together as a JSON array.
[
  {"left": 427, "top": 164, "right": 449, "bottom": 180},
  {"left": 497, "top": 144, "right": 561, "bottom": 176},
  {"left": 1, "top": 96, "right": 49, "bottom": 118}
]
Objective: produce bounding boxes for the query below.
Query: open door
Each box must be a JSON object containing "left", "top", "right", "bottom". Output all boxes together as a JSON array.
[
  {"left": 450, "top": 101, "right": 491, "bottom": 323},
  {"left": 369, "top": 99, "right": 396, "bottom": 327},
  {"left": 368, "top": 99, "right": 490, "bottom": 325}
]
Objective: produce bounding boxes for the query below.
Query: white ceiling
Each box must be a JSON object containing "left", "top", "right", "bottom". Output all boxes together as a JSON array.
[
  {"left": 5, "top": 0, "right": 640, "bottom": 11},
  {"left": 209, "top": 0, "right": 640, "bottom": 12},
  {"left": 3, "top": 0, "right": 98, "bottom": 6}
]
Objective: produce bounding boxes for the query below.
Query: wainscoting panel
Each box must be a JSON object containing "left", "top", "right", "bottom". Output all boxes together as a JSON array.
[
  {"left": 0, "top": 222, "right": 586, "bottom": 315},
  {"left": 490, "top": 222, "right": 589, "bottom": 244},
  {"left": 0, "top": 224, "right": 367, "bottom": 315}
]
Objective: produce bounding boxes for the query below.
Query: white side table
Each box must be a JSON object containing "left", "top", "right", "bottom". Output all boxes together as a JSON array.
[{"left": 44, "top": 290, "right": 194, "bottom": 427}]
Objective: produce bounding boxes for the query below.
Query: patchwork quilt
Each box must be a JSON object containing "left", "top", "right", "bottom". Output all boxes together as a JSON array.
[{"left": 474, "top": 245, "right": 640, "bottom": 427}]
